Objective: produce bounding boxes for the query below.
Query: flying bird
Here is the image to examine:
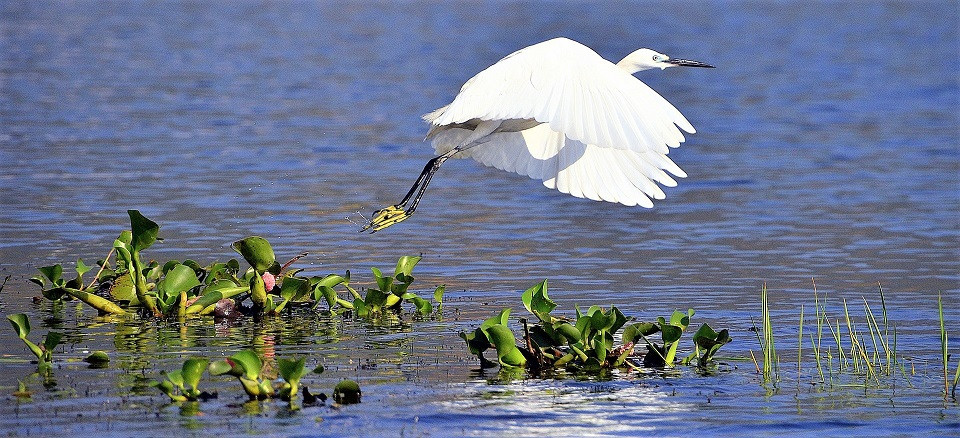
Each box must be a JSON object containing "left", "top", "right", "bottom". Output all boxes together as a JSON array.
[{"left": 363, "top": 37, "right": 713, "bottom": 232}]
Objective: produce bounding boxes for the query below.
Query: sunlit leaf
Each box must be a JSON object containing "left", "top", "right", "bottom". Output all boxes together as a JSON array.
[
  {"left": 554, "top": 322, "right": 581, "bottom": 344},
  {"left": 393, "top": 256, "right": 421, "bottom": 278},
  {"left": 231, "top": 236, "right": 276, "bottom": 273},
  {"left": 371, "top": 267, "right": 392, "bottom": 292},
  {"left": 481, "top": 308, "right": 512, "bottom": 331},
  {"left": 229, "top": 350, "right": 262, "bottom": 380},
  {"left": 75, "top": 259, "right": 92, "bottom": 277},
  {"left": 110, "top": 274, "right": 137, "bottom": 303},
  {"left": 207, "top": 359, "right": 235, "bottom": 376},
  {"left": 279, "top": 276, "right": 309, "bottom": 301},
  {"left": 433, "top": 285, "right": 445, "bottom": 310},
  {"left": 484, "top": 324, "right": 526, "bottom": 368},
  {"left": 6, "top": 313, "right": 30, "bottom": 339},
  {"left": 165, "top": 370, "right": 184, "bottom": 388},
  {"left": 181, "top": 358, "right": 209, "bottom": 392},
  {"left": 84, "top": 351, "right": 110, "bottom": 365},
  {"left": 160, "top": 264, "right": 201, "bottom": 296},
  {"left": 521, "top": 279, "right": 556, "bottom": 322},
  {"left": 278, "top": 357, "right": 307, "bottom": 383}
]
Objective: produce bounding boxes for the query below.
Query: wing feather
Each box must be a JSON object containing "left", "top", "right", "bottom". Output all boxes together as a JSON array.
[{"left": 429, "top": 38, "right": 695, "bottom": 155}]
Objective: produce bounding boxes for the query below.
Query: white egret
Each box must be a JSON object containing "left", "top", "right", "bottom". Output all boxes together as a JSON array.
[{"left": 363, "top": 37, "right": 713, "bottom": 232}]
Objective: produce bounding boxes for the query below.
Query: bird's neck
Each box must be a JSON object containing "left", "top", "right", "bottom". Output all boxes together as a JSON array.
[{"left": 616, "top": 57, "right": 653, "bottom": 74}]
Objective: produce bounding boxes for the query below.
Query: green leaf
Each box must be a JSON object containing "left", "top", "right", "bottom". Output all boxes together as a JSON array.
[
  {"left": 279, "top": 276, "right": 309, "bottom": 301},
  {"left": 394, "top": 256, "right": 421, "bottom": 277},
  {"left": 460, "top": 328, "right": 492, "bottom": 357},
  {"left": 371, "top": 267, "right": 392, "bottom": 293},
  {"left": 37, "top": 265, "right": 63, "bottom": 285},
  {"left": 229, "top": 350, "right": 262, "bottom": 380},
  {"left": 669, "top": 309, "right": 693, "bottom": 329},
  {"left": 481, "top": 308, "right": 512, "bottom": 330},
  {"left": 404, "top": 295, "right": 432, "bottom": 315},
  {"left": 520, "top": 280, "right": 556, "bottom": 322},
  {"left": 181, "top": 358, "right": 209, "bottom": 392},
  {"left": 661, "top": 324, "right": 683, "bottom": 344},
  {"left": 609, "top": 306, "right": 628, "bottom": 333},
  {"left": 433, "top": 285, "right": 445, "bottom": 310},
  {"left": 84, "top": 351, "right": 110, "bottom": 365},
  {"left": 484, "top": 324, "right": 526, "bottom": 368},
  {"left": 75, "top": 259, "right": 92, "bottom": 277},
  {"left": 165, "top": 370, "right": 184, "bottom": 389},
  {"left": 364, "top": 288, "right": 389, "bottom": 309},
  {"left": 354, "top": 298, "right": 369, "bottom": 317},
  {"left": 231, "top": 236, "right": 276, "bottom": 273},
  {"left": 333, "top": 380, "right": 361, "bottom": 404},
  {"left": 7, "top": 313, "right": 30, "bottom": 339},
  {"left": 110, "top": 274, "right": 137, "bottom": 303},
  {"left": 43, "top": 332, "right": 63, "bottom": 352},
  {"left": 317, "top": 285, "right": 338, "bottom": 309},
  {"left": 313, "top": 274, "right": 347, "bottom": 289},
  {"left": 207, "top": 359, "right": 235, "bottom": 376},
  {"left": 554, "top": 322, "right": 582, "bottom": 344},
  {"left": 278, "top": 357, "right": 307, "bottom": 384},
  {"left": 692, "top": 323, "right": 719, "bottom": 348},
  {"left": 128, "top": 210, "right": 159, "bottom": 252},
  {"left": 160, "top": 264, "right": 201, "bottom": 296},
  {"left": 622, "top": 322, "right": 659, "bottom": 345}
]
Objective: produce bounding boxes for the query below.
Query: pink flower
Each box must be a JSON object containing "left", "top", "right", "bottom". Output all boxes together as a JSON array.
[{"left": 262, "top": 272, "right": 276, "bottom": 291}]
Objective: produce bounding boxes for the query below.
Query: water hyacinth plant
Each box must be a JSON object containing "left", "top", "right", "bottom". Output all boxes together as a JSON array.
[
  {"left": 460, "top": 280, "right": 730, "bottom": 373},
  {"left": 29, "top": 211, "right": 444, "bottom": 320},
  {"left": 6, "top": 313, "right": 62, "bottom": 373},
  {"left": 152, "top": 358, "right": 210, "bottom": 402}
]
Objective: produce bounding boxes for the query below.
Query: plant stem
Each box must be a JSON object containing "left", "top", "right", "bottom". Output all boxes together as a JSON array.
[
  {"left": 63, "top": 288, "right": 127, "bottom": 315},
  {"left": 82, "top": 247, "right": 114, "bottom": 291}
]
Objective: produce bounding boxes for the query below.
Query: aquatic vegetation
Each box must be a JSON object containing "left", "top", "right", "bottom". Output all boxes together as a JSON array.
[
  {"left": 313, "top": 255, "right": 444, "bottom": 318},
  {"left": 460, "top": 280, "right": 729, "bottom": 374},
  {"left": 29, "top": 211, "right": 443, "bottom": 320},
  {"left": 6, "top": 313, "right": 62, "bottom": 373},
  {"left": 207, "top": 349, "right": 324, "bottom": 406},
  {"left": 333, "top": 380, "right": 362, "bottom": 404},
  {"left": 152, "top": 358, "right": 210, "bottom": 402},
  {"left": 83, "top": 351, "right": 110, "bottom": 368}
]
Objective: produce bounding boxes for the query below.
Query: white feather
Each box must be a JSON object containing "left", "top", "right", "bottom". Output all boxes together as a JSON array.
[{"left": 423, "top": 37, "right": 706, "bottom": 209}]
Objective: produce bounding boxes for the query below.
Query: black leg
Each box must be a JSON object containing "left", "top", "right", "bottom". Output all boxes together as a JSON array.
[{"left": 362, "top": 150, "right": 456, "bottom": 233}]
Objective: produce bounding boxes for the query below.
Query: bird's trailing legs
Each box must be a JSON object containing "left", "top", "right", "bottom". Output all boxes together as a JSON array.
[
  {"left": 361, "top": 148, "right": 458, "bottom": 232},
  {"left": 362, "top": 119, "right": 503, "bottom": 233}
]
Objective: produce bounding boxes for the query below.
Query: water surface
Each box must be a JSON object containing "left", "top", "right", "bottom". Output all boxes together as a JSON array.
[{"left": 0, "top": 1, "right": 958, "bottom": 435}]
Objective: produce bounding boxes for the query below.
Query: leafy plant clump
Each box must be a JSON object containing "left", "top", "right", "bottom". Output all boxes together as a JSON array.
[
  {"left": 153, "top": 349, "right": 328, "bottom": 408},
  {"left": 6, "top": 313, "right": 63, "bottom": 373},
  {"left": 460, "top": 280, "right": 730, "bottom": 374},
  {"left": 30, "top": 210, "right": 443, "bottom": 319}
]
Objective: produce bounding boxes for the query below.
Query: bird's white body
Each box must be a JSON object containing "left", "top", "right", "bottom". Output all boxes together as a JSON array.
[{"left": 424, "top": 37, "right": 697, "bottom": 208}]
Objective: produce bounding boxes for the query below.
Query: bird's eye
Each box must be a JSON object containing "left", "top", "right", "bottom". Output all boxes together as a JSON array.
[{"left": 653, "top": 55, "right": 664, "bottom": 62}]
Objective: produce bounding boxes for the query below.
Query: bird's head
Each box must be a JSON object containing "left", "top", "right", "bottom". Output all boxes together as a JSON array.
[{"left": 616, "top": 48, "right": 715, "bottom": 74}]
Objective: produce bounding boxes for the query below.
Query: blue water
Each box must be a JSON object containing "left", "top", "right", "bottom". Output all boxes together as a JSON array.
[{"left": 0, "top": 1, "right": 958, "bottom": 435}]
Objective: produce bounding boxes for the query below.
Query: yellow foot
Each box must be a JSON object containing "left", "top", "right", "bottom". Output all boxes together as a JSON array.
[{"left": 361, "top": 205, "right": 411, "bottom": 233}]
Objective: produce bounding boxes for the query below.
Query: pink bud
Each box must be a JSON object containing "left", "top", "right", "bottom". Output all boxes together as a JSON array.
[{"left": 262, "top": 272, "right": 276, "bottom": 291}]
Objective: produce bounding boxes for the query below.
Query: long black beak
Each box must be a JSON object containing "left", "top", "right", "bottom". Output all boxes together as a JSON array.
[{"left": 667, "top": 58, "right": 715, "bottom": 68}]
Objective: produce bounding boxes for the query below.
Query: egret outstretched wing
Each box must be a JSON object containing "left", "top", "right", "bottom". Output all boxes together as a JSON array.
[
  {"left": 429, "top": 37, "right": 695, "bottom": 155},
  {"left": 430, "top": 124, "right": 686, "bottom": 207}
]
